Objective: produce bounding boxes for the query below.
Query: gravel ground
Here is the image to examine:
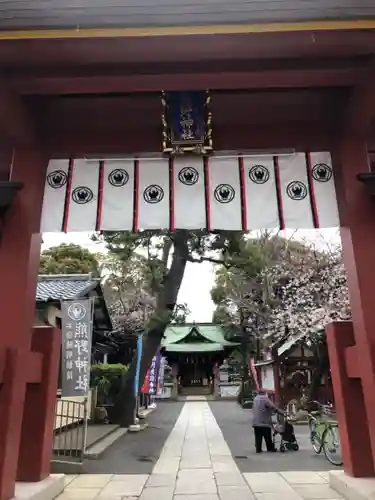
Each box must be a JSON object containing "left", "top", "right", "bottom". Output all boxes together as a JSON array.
[
  {"left": 82, "top": 401, "right": 184, "bottom": 474},
  {"left": 208, "top": 400, "right": 342, "bottom": 473}
]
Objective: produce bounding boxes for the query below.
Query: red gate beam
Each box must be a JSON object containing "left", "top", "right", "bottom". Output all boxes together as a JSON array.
[
  {"left": 0, "top": 81, "right": 37, "bottom": 146},
  {"left": 10, "top": 68, "right": 358, "bottom": 95}
]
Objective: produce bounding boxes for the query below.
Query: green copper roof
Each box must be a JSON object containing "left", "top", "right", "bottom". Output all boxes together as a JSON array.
[{"left": 161, "top": 324, "right": 239, "bottom": 352}]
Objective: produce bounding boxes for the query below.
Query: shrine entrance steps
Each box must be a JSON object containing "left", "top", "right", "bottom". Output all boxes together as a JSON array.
[
  {"left": 178, "top": 395, "right": 215, "bottom": 402},
  {"left": 179, "top": 386, "right": 212, "bottom": 397}
]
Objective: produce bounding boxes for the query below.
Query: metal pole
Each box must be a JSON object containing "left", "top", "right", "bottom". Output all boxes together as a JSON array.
[
  {"left": 82, "top": 297, "right": 94, "bottom": 457},
  {"left": 134, "top": 389, "right": 140, "bottom": 424},
  {"left": 82, "top": 396, "right": 88, "bottom": 459}
]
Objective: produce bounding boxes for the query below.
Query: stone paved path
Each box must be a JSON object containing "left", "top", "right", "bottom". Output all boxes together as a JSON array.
[{"left": 58, "top": 401, "right": 343, "bottom": 500}]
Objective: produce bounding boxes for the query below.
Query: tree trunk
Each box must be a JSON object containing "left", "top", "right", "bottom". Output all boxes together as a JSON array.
[
  {"left": 113, "top": 232, "right": 189, "bottom": 427},
  {"left": 306, "top": 346, "right": 329, "bottom": 403},
  {"left": 112, "top": 331, "right": 164, "bottom": 427}
]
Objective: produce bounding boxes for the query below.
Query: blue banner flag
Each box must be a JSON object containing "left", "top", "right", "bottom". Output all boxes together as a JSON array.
[{"left": 134, "top": 334, "right": 143, "bottom": 396}]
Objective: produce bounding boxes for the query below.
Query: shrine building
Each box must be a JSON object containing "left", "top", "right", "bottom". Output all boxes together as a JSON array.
[
  {"left": 1, "top": 2, "right": 375, "bottom": 500},
  {"left": 161, "top": 323, "right": 240, "bottom": 397}
]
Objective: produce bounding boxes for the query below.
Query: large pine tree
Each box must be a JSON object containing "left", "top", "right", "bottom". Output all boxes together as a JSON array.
[{"left": 96, "top": 229, "right": 247, "bottom": 425}]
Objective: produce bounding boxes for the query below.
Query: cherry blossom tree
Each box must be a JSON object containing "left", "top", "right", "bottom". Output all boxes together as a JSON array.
[
  {"left": 102, "top": 253, "right": 190, "bottom": 333},
  {"left": 212, "top": 232, "right": 350, "bottom": 400},
  {"left": 263, "top": 253, "right": 350, "bottom": 342},
  {"left": 101, "top": 253, "right": 158, "bottom": 332},
  {"left": 212, "top": 232, "right": 350, "bottom": 344}
]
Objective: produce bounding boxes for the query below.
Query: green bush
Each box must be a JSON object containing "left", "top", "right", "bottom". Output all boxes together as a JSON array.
[
  {"left": 237, "top": 381, "right": 257, "bottom": 408},
  {"left": 91, "top": 364, "right": 129, "bottom": 405}
]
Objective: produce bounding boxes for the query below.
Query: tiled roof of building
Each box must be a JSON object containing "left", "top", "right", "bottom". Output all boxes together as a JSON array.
[
  {"left": 0, "top": 0, "right": 373, "bottom": 30},
  {"left": 162, "top": 323, "right": 240, "bottom": 352},
  {"left": 36, "top": 274, "right": 99, "bottom": 302}
]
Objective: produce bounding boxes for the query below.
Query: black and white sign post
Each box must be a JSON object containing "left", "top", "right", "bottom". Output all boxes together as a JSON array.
[
  {"left": 61, "top": 298, "right": 93, "bottom": 397},
  {"left": 61, "top": 298, "right": 93, "bottom": 452}
]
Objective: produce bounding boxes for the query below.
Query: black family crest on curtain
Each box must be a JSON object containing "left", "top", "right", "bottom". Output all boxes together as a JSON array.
[{"left": 161, "top": 91, "right": 213, "bottom": 155}]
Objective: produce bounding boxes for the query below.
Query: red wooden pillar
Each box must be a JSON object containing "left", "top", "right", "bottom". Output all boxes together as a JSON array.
[
  {"left": 17, "top": 326, "right": 61, "bottom": 481},
  {"left": 329, "top": 138, "right": 375, "bottom": 476},
  {"left": 0, "top": 149, "right": 48, "bottom": 499},
  {"left": 326, "top": 322, "right": 373, "bottom": 475}
]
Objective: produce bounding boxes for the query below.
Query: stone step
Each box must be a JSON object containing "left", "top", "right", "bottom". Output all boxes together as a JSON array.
[
  {"left": 330, "top": 470, "right": 374, "bottom": 500},
  {"left": 85, "top": 427, "right": 128, "bottom": 459},
  {"left": 53, "top": 423, "right": 120, "bottom": 453},
  {"left": 179, "top": 386, "right": 212, "bottom": 396}
]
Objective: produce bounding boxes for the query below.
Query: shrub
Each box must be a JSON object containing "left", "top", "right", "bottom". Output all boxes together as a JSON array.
[
  {"left": 237, "top": 379, "right": 257, "bottom": 408},
  {"left": 91, "top": 364, "right": 129, "bottom": 405}
]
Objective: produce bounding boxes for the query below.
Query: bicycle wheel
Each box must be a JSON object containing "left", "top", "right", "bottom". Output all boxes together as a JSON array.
[
  {"left": 322, "top": 425, "right": 343, "bottom": 466},
  {"left": 309, "top": 420, "right": 321, "bottom": 454}
]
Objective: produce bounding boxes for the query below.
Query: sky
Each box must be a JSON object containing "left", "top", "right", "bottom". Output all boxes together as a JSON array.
[{"left": 42, "top": 228, "right": 341, "bottom": 322}]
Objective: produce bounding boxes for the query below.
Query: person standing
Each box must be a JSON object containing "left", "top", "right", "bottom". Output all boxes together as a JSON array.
[{"left": 252, "top": 389, "right": 283, "bottom": 453}]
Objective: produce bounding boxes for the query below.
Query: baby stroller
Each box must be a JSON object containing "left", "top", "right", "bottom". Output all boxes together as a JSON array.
[{"left": 273, "top": 413, "right": 299, "bottom": 452}]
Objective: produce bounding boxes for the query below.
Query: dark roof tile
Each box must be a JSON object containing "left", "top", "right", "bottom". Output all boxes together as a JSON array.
[{"left": 36, "top": 274, "right": 98, "bottom": 302}]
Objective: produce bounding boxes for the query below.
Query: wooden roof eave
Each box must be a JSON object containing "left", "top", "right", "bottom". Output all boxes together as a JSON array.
[
  {"left": 2, "top": 19, "right": 375, "bottom": 41},
  {"left": 254, "top": 359, "right": 274, "bottom": 367},
  {"left": 2, "top": 27, "right": 375, "bottom": 74}
]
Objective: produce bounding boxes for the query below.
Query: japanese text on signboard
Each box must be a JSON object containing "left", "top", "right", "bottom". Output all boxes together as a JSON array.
[
  {"left": 141, "top": 352, "right": 162, "bottom": 395},
  {"left": 61, "top": 299, "right": 93, "bottom": 397}
]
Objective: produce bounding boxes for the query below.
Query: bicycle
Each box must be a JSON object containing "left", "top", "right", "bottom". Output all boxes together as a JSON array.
[{"left": 307, "top": 400, "right": 343, "bottom": 466}]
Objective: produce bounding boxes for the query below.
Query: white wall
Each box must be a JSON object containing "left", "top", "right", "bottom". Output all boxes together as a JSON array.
[{"left": 261, "top": 365, "right": 275, "bottom": 391}]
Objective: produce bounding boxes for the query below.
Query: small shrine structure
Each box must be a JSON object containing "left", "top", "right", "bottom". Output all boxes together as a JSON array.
[{"left": 161, "top": 323, "right": 240, "bottom": 397}]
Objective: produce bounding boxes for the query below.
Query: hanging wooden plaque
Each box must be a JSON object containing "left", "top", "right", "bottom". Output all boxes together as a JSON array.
[{"left": 161, "top": 90, "right": 213, "bottom": 155}]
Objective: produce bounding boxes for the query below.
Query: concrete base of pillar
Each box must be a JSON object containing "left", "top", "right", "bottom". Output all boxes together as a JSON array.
[
  {"left": 12, "top": 474, "right": 65, "bottom": 500},
  {"left": 128, "top": 423, "right": 141, "bottom": 432},
  {"left": 129, "top": 422, "right": 149, "bottom": 433},
  {"left": 330, "top": 470, "right": 375, "bottom": 500}
]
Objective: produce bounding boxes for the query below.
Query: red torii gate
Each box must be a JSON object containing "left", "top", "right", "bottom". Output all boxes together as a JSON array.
[
  {"left": 327, "top": 140, "right": 375, "bottom": 477},
  {"left": 0, "top": 21, "right": 375, "bottom": 500},
  {"left": 326, "top": 68, "right": 375, "bottom": 476},
  {"left": 0, "top": 150, "right": 61, "bottom": 500}
]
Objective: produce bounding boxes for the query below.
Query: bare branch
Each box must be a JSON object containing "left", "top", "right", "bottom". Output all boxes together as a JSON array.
[{"left": 186, "top": 254, "right": 232, "bottom": 268}]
